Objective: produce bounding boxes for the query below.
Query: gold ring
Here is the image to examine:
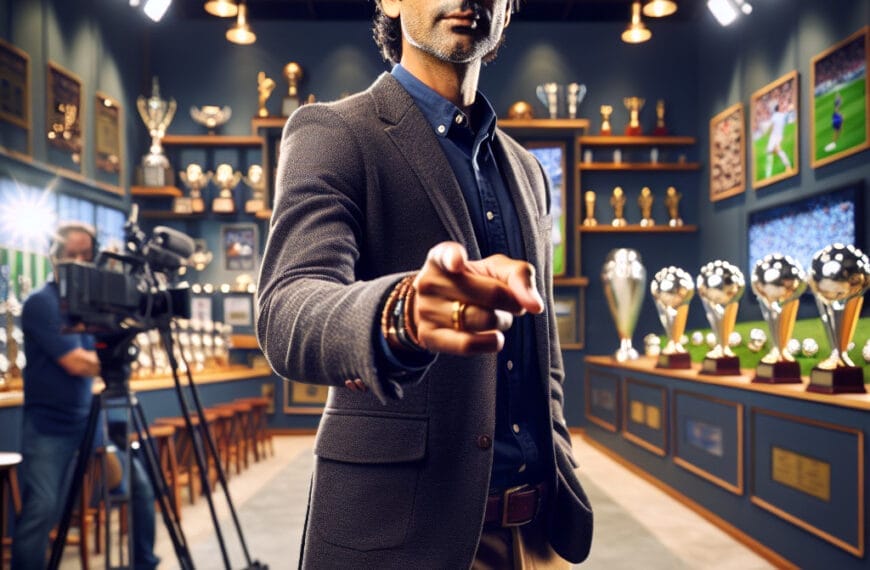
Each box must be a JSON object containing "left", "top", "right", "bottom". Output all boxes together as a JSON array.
[{"left": 451, "top": 300, "right": 468, "bottom": 332}]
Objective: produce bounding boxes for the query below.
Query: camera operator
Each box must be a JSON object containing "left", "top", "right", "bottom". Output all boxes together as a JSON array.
[{"left": 12, "top": 221, "right": 160, "bottom": 570}]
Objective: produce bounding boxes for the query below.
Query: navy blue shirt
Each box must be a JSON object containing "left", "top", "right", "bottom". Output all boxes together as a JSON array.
[
  {"left": 392, "top": 65, "right": 546, "bottom": 491},
  {"left": 22, "top": 280, "right": 95, "bottom": 433}
]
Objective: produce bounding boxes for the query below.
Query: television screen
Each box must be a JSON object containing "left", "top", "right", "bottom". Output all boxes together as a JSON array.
[{"left": 747, "top": 184, "right": 863, "bottom": 277}]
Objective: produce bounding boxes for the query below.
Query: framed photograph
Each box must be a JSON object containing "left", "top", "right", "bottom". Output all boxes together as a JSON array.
[
  {"left": 0, "top": 38, "right": 30, "bottom": 130},
  {"left": 94, "top": 92, "right": 122, "bottom": 175},
  {"left": 190, "top": 295, "right": 213, "bottom": 324},
  {"left": 750, "top": 71, "right": 799, "bottom": 189},
  {"left": 283, "top": 380, "right": 328, "bottom": 415},
  {"left": 709, "top": 102, "right": 746, "bottom": 202},
  {"left": 810, "top": 26, "right": 869, "bottom": 168},
  {"left": 222, "top": 224, "right": 258, "bottom": 271},
  {"left": 222, "top": 294, "right": 253, "bottom": 327},
  {"left": 553, "top": 283, "right": 584, "bottom": 350},
  {"left": 525, "top": 142, "right": 568, "bottom": 276},
  {"left": 46, "top": 61, "right": 83, "bottom": 167}
]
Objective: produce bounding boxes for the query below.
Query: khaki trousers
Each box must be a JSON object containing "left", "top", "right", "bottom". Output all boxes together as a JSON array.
[{"left": 472, "top": 519, "right": 571, "bottom": 570}]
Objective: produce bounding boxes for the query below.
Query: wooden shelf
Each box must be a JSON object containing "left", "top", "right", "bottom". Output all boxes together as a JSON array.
[
  {"left": 578, "top": 135, "right": 696, "bottom": 146},
  {"left": 578, "top": 162, "right": 700, "bottom": 171},
  {"left": 162, "top": 134, "right": 264, "bottom": 147},
  {"left": 230, "top": 334, "right": 260, "bottom": 349},
  {"left": 139, "top": 210, "right": 205, "bottom": 220},
  {"left": 254, "top": 208, "right": 272, "bottom": 220},
  {"left": 251, "top": 117, "right": 288, "bottom": 131},
  {"left": 554, "top": 276, "right": 589, "bottom": 287},
  {"left": 131, "top": 185, "right": 182, "bottom": 197},
  {"left": 499, "top": 118, "right": 590, "bottom": 131},
  {"left": 580, "top": 224, "right": 697, "bottom": 233}
]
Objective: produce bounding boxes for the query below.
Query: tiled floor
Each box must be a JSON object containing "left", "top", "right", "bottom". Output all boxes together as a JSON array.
[{"left": 58, "top": 433, "right": 776, "bottom": 569}]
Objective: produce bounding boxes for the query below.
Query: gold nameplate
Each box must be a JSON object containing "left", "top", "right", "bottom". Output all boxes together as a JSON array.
[
  {"left": 645, "top": 405, "right": 661, "bottom": 430},
  {"left": 771, "top": 446, "right": 831, "bottom": 502},
  {"left": 630, "top": 400, "right": 645, "bottom": 424}
]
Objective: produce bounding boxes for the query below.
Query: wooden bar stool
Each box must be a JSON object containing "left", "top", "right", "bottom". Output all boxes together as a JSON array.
[
  {"left": 206, "top": 406, "right": 239, "bottom": 478},
  {"left": 235, "top": 397, "right": 274, "bottom": 460},
  {"left": 133, "top": 424, "right": 182, "bottom": 522},
  {"left": 220, "top": 401, "right": 255, "bottom": 470},
  {"left": 1, "top": 452, "right": 22, "bottom": 569},
  {"left": 154, "top": 412, "right": 218, "bottom": 504}
]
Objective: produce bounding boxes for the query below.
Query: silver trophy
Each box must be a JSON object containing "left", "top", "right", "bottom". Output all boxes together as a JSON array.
[
  {"left": 243, "top": 164, "right": 267, "bottom": 213},
  {"left": 190, "top": 105, "right": 232, "bottom": 135},
  {"left": 602, "top": 248, "right": 647, "bottom": 362},
  {"left": 806, "top": 243, "right": 870, "bottom": 393},
  {"left": 751, "top": 254, "right": 806, "bottom": 383},
  {"left": 697, "top": 260, "right": 745, "bottom": 375},
  {"left": 650, "top": 266, "right": 695, "bottom": 369},
  {"left": 212, "top": 163, "right": 242, "bottom": 213},
  {"left": 136, "top": 77, "right": 177, "bottom": 187},
  {"left": 566, "top": 83, "right": 587, "bottom": 119},
  {"left": 177, "top": 163, "right": 212, "bottom": 214},
  {"left": 535, "top": 83, "right": 560, "bottom": 119}
]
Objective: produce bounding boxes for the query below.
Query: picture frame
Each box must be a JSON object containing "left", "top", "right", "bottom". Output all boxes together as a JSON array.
[
  {"left": 283, "top": 380, "right": 328, "bottom": 415},
  {"left": 810, "top": 26, "right": 869, "bottom": 169},
  {"left": 0, "top": 38, "right": 30, "bottom": 131},
  {"left": 94, "top": 92, "right": 122, "bottom": 175},
  {"left": 222, "top": 294, "right": 253, "bottom": 327},
  {"left": 709, "top": 102, "right": 746, "bottom": 202},
  {"left": 750, "top": 71, "right": 799, "bottom": 189},
  {"left": 221, "top": 224, "right": 258, "bottom": 271},
  {"left": 553, "top": 283, "right": 584, "bottom": 350},
  {"left": 524, "top": 141, "right": 568, "bottom": 276},
  {"left": 46, "top": 61, "right": 83, "bottom": 170}
]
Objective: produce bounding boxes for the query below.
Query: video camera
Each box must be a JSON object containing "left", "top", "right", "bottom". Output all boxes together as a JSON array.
[{"left": 56, "top": 205, "right": 194, "bottom": 333}]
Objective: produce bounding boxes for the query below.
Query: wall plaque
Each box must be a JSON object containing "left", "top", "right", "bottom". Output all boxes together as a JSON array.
[
  {"left": 771, "top": 446, "right": 831, "bottom": 502},
  {"left": 0, "top": 39, "right": 29, "bottom": 129}
]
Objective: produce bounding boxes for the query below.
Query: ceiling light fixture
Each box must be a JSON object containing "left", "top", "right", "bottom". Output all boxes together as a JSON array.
[
  {"left": 142, "top": 0, "right": 171, "bottom": 22},
  {"left": 622, "top": 1, "right": 652, "bottom": 44},
  {"left": 642, "top": 0, "right": 677, "bottom": 18},
  {"left": 226, "top": 1, "right": 256, "bottom": 45},
  {"left": 707, "top": 0, "right": 752, "bottom": 26},
  {"left": 204, "top": 0, "right": 238, "bottom": 18}
]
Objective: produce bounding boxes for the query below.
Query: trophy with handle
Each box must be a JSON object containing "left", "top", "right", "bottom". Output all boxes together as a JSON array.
[
  {"left": 697, "top": 260, "right": 745, "bottom": 375},
  {"left": 136, "top": 76, "right": 177, "bottom": 187},
  {"left": 624, "top": 96, "right": 645, "bottom": 136},
  {"left": 651, "top": 266, "right": 694, "bottom": 369},
  {"left": 212, "top": 163, "right": 242, "bottom": 213},
  {"left": 536, "top": 83, "right": 560, "bottom": 119},
  {"left": 602, "top": 248, "right": 646, "bottom": 362},
  {"left": 243, "top": 164, "right": 267, "bottom": 213},
  {"left": 806, "top": 243, "right": 870, "bottom": 393},
  {"left": 751, "top": 254, "right": 806, "bottom": 383},
  {"left": 566, "top": 83, "right": 587, "bottom": 119},
  {"left": 177, "top": 163, "right": 212, "bottom": 214}
]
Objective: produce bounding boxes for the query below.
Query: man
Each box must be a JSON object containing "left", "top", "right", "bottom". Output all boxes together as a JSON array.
[
  {"left": 257, "top": 0, "right": 593, "bottom": 567},
  {"left": 12, "top": 221, "right": 159, "bottom": 570},
  {"left": 762, "top": 101, "right": 793, "bottom": 179}
]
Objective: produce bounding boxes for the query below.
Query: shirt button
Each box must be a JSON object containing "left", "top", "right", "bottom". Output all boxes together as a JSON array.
[
  {"left": 518, "top": 463, "right": 527, "bottom": 473},
  {"left": 437, "top": 125, "right": 446, "bottom": 134},
  {"left": 506, "top": 360, "right": 514, "bottom": 371},
  {"left": 486, "top": 211, "right": 495, "bottom": 221},
  {"left": 477, "top": 435, "right": 492, "bottom": 450},
  {"left": 454, "top": 114, "right": 464, "bottom": 124},
  {"left": 512, "top": 423, "right": 520, "bottom": 434}
]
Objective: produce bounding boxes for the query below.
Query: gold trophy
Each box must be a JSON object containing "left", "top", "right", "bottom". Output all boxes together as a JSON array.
[
  {"left": 651, "top": 266, "right": 695, "bottom": 369},
  {"left": 624, "top": 96, "right": 645, "bottom": 136},
  {"left": 136, "top": 76, "right": 177, "bottom": 187},
  {"left": 610, "top": 187, "right": 627, "bottom": 227},
  {"left": 665, "top": 186, "right": 683, "bottom": 227},
  {"left": 806, "top": 244, "right": 870, "bottom": 394},
  {"left": 282, "top": 62, "right": 304, "bottom": 117},
  {"left": 697, "top": 261, "right": 745, "bottom": 375},
  {"left": 257, "top": 71, "right": 276, "bottom": 118},
  {"left": 600, "top": 105, "right": 613, "bottom": 135},
  {"left": 177, "top": 163, "right": 212, "bottom": 214},
  {"left": 751, "top": 254, "right": 806, "bottom": 384},
  {"left": 190, "top": 105, "right": 232, "bottom": 135},
  {"left": 212, "top": 163, "right": 242, "bottom": 213},
  {"left": 583, "top": 191, "right": 598, "bottom": 227},
  {"left": 653, "top": 99, "right": 668, "bottom": 135},
  {"left": 638, "top": 187, "right": 655, "bottom": 227},
  {"left": 244, "top": 164, "right": 267, "bottom": 213}
]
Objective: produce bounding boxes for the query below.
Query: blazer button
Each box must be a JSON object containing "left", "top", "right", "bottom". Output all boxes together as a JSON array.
[{"left": 477, "top": 435, "right": 492, "bottom": 450}]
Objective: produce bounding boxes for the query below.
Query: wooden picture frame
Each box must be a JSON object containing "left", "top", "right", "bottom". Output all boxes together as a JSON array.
[
  {"left": 750, "top": 71, "right": 799, "bottom": 189},
  {"left": 810, "top": 26, "right": 869, "bottom": 169},
  {"left": 709, "top": 102, "right": 746, "bottom": 202},
  {"left": 221, "top": 223, "right": 258, "bottom": 271},
  {"left": 46, "top": 61, "right": 83, "bottom": 169},
  {"left": 553, "top": 282, "right": 584, "bottom": 350},
  {"left": 0, "top": 38, "right": 30, "bottom": 131},
  {"left": 283, "top": 380, "right": 328, "bottom": 415},
  {"left": 524, "top": 141, "right": 568, "bottom": 277},
  {"left": 94, "top": 92, "right": 122, "bottom": 175}
]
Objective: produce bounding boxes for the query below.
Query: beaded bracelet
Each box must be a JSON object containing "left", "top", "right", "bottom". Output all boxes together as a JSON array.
[{"left": 380, "top": 274, "right": 424, "bottom": 353}]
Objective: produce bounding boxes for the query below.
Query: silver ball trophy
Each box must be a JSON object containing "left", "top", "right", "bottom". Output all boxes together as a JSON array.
[
  {"left": 697, "top": 260, "right": 745, "bottom": 375},
  {"left": 751, "top": 254, "right": 807, "bottom": 383},
  {"left": 602, "top": 248, "right": 647, "bottom": 362},
  {"left": 650, "top": 266, "right": 695, "bottom": 369},
  {"left": 806, "top": 243, "right": 870, "bottom": 394}
]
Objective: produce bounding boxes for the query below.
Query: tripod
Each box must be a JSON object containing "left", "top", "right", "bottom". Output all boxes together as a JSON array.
[{"left": 47, "top": 325, "right": 266, "bottom": 569}]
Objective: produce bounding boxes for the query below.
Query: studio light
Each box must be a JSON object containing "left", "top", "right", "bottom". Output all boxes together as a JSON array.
[
  {"left": 642, "top": 0, "right": 677, "bottom": 18},
  {"left": 226, "top": 1, "right": 256, "bottom": 45},
  {"left": 143, "top": 0, "right": 171, "bottom": 22},
  {"left": 707, "top": 0, "right": 752, "bottom": 26},
  {"left": 622, "top": 1, "right": 652, "bottom": 44},
  {"left": 204, "top": 0, "right": 238, "bottom": 18}
]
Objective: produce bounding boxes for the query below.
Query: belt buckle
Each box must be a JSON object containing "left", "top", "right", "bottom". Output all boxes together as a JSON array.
[{"left": 501, "top": 484, "right": 535, "bottom": 527}]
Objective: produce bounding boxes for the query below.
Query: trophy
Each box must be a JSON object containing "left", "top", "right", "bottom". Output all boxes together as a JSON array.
[
  {"left": 653, "top": 99, "right": 668, "bottom": 135},
  {"left": 697, "top": 261, "right": 745, "bottom": 375},
  {"left": 624, "top": 96, "right": 645, "bottom": 136},
  {"left": 582, "top": 191, "right": 598, "bottom": 227},
  {"left": 177, "top": 163, "right": 212, "bottom": 214},
  {"left": 602, "top": 248, "right": 647, "bottom": 362},
  {"left": 507, "top": 101, "right": 534, "bottom": 120},
  {"left": 282, "top": 62, "right": 304, "bottom": 117},
  {"left": 650, "top": 266, "right": 695, "bottom": 369},
  {"left": 600, "top": 105, "right": 613, "bottom": 135},
  {"left": 190, "top": 105, "right": 232, "bottom": 135},
  {"left": 136, "top": 77, "right": 177, "bottom": 187},
  {"left": 189, "top": 239, "right": 214, "bottom": 272},
  {"left": 610, "top": 187, "right": 627, "bottom": 227},
  {"left": 806, "top": 243, "right": 870, "bottom": 393},
  {"left": 212, "top": 163, "right": 242, "bottom": 213},
  {"left": 665, "top": 186, "right": 683, "bottom": 227},
  {"left": 566, "top": 83, "right": 587, "bottom": 119},
  {"left": 257, "top": 71, "right": 276, "bottom": 118},
  {"left": 638, "top": 186, "right": 654, "bottom": 227},
  {"left": 243, "top": 164, "right": 267, "bottom": 213},
  {"left": 535, "top": 83, "right": 559, "bottom": 119},
  {"left": 751, "top": 254, "right": 807, "bottom": 383}
]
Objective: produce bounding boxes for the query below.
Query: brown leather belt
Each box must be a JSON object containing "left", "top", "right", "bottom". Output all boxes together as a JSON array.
[{"left": 484, "top": 483, "right": 546, "bottom": 527}]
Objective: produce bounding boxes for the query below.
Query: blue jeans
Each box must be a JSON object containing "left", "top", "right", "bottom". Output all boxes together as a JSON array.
[{"left": 11, "top": 414, "right": 159, "bottom": 570}]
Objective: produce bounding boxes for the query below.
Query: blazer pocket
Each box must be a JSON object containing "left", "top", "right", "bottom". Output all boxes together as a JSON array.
[{"left": 310, "top": 413, "right": 428, "bottom": 551}]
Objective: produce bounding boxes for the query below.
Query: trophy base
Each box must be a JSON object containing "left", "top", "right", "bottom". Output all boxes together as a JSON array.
[
  {"left": 653, "top": 126, "right": 668, "bottom": 136},
  {"left": 245, "top": 199, "right": 265, "bottom": 214},
  {"left": 753, "top": 361, "right": 802, "bottom": 384},
  {"left": 639, "top": 218, "right": 655, "bottom": 227},
  {"left": 600, "top": 127, "right": 612, "bottom": 135},
  {"left": 657, "top": 352, "right": 691, "bottom": 369},
  {"left": 701, "top": 356, "right": 741, "bottom": 375},
  {"left": 611, "top": 218, "right": 627, "bottom": 227},
  {"left": 582, "top": 219, "right": 598, "bottom": 227},
  {"left": 283, "top": 97, "right": 301, "bottom": 117},
  {"left": 807, "top": 366, "right": 866, "bottom": 394},
  {"left": 212, "top": 197, "right": 236, "bottom": 213},
  {"left": 136, "top": 165, "right": 174, "bottom": 187},
  {"left": 624, "top": 125, "right": 643, "bottom": 136},
  {"left": 173, "top": 197, "right": 193, "bottom": 214},
  {"left": 668, "top": 219, "right": 684, "bottom": 227}
]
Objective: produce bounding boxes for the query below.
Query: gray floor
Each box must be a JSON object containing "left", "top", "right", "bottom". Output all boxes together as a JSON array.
[{"left": 60, "top": 434, "right": 775, "bottom": 569}]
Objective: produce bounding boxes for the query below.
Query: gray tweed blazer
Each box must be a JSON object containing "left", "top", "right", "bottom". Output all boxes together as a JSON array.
[{"left": 257, "top": 72, "right": 592, "bottom": 569}]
